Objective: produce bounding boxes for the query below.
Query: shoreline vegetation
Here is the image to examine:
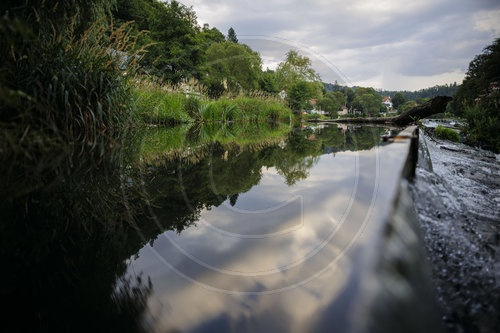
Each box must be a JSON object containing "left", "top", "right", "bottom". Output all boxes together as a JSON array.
[{"left": 130, "top": 77, "right": 291, "bottom": 125}]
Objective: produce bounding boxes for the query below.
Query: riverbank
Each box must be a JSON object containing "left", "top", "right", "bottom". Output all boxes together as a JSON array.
[
  {"left": 130, "top": 78, "right": 292, "bottom": 125},
  {"left": 410, "top": 129, "right": 500, "bottom": 332}
]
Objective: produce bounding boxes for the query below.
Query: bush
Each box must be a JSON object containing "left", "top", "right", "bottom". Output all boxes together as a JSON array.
[
  {"left": 464, "top": 102, "right": 500, "bottom": 152},
  {"left": 435, "top": 125, "right": 460, "bottom": 142},
  {"left": 304, "top": 113, "right": 321, "bottom": 120}
]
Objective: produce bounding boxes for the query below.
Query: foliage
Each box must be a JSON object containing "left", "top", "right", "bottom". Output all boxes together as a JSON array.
[
  {"left": 287, "top": 81, "right": 315, "bottom": 110},
  {"left": 342, "top": 87, "right": 355, "bottom": 109},
  {"left": 397, "top": 100, "right": 418, "bottom": 114},
  {"left": 392, "top": 92, "right": 406, "bottom": 109},
  {"left": 112, "top": 0, "right": 205, "bottom": 84},
  {"left": 450, "top": 38, "right": 500, "bottom": 151},
  {"left": 378, "top": 83, "right": 459, "bottom": 102},
  {"left": 0, "top": 0, "right": 116, "bottom": 35},
  {"left": 204, "top": 41, "right": 263, "bottom": 93},
  {"left": 131, "top": 88, "right": 193, "bottom": 125},
  {"left": 275, "top": 50, "right": 321, "bottom": 92},
  {"left": 435, "top": 125, "right": 460, "bottom": 142},
  {"left": 259, "top": 69, "right": 280, "bottom": 95},
  {"left": 352, "top": 87, "right": 382, "bottom": 116},
  {"left": 130, "top": 78, "right": 291, "bottom": 123},
  {"left": 463, "top": 85, "right": 500, "bottom": 152},
  {"left": 0, "top": 14, "right": 144, "bottom": 154},
  {"left": 303, "top": 113, "right": 322, "bottom": 120},
  {"left": 319, "top": 91, "right": 345, "bottom": 114},
  {"left": 452, "top": 38, "right": 500, "bottom": 117},
  {"left": 227, "top": 27, "right": 238, "bottom": 43},
  {"left": 415, "top": 97, "right": 430, "bottom": 105}
]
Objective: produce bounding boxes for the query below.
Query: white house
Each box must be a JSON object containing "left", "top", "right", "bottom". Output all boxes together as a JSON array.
[
  {"left": 382, "top": 96, "right": 393, "bottom": 108},
  {"left": 338, "top": 106, "right": 349, "bottom": 116}
]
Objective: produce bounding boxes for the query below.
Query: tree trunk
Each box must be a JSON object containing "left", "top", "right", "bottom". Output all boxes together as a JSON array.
[{"left": 315, "top": 96, "right": 453, "bottom": 126}]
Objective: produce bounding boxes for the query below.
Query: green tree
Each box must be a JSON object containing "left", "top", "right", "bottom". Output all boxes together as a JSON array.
[
  {"left": 204, "top": 41, "right": 262, "bottom": 93},
  {"left": 392, "top": 92, "right": 406, "bottom": 109},
  {"left": 415, "top": 97, "right": 430, "bottom": 105},
  {"left": 352, "top": 87, "right": 382, "bottom": 116},
  {"left": 113, "top": 0, "right": 203, "bottom": 84},
  {"left": 275, "top": 50, "right": 321, "bottom": 92},
  {"left": 452, "top": 38, "right": 500, "bottom": 117},
  {"left": 227, "top": 27, "right": 238, "bottom": 43},
  {"left": 259, "top": 69, "right": 279, "bottom": 95},
  {"left": 1, "top": 0, "right": 116, "bottom": 34},
  {"left": 453, "top": 38, "right": 500, "bottom": 151},
  {"left": 199, "top": 24, "right": 226, "bottom": 45},
  {"left": 342, "top": 87, "right": 355, "bottom": 108},
  {"left": 319, "top": 91, "right": 345, "bottom": 115},
  {"left": 288, "top": 81, "right": 314, "bottom": 110},
  {"left": 397, "top": 101, "right": 417, "bottom": 114}
]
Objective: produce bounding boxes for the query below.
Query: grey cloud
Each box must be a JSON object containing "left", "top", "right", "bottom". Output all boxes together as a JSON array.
[{"left": 183, "top": 0, "right": 500, "bottom": 89}]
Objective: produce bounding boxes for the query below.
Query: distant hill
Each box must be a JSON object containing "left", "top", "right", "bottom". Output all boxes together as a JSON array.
[
  {"left": 377, "top": 82, "right": 459, "bottom": 100},
  {"left": 324, "top": 82, "right": 460, "bottom": 100}
]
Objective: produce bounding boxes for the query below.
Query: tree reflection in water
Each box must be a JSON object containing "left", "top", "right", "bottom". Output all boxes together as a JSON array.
[{"left": 0, "top": 122, "right": 386, "bottom": 332}]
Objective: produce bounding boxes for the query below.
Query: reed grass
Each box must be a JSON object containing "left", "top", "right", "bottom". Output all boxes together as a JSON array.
[
  {"left": 0, "top": 16, "right": 146, "bottom": 159},
  {"left": 130, "top": 76, "right": 291, "bottom": 124}
]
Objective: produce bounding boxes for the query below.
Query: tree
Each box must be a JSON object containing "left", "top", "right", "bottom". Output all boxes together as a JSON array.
[
  {"left": 199, "top": 24, "right": 226, "bottom": 45},
  {"left": 1, "top": 0, "right": 116, "bottom": 35},
  {"left": 452, "top": 38, "right": 500, "bottom": 117},
  {"left": 113, "top": 0, "right": 203, "bottom": 84},
  {"left": 392, "top": 92, "right": 406, "bottom": 109},
  {"left": 342, "top": 87, "right": 355, "bottom": 109},
  {"left": 352, "top": 87, "right": 382, "bottom": 116},
  {"left": 452, "top": 38, "right": 500, "bottom": 151},
  {"left": 397, "top": 100, "right": 417, "bottom": 114},
  {"left": 227, "top": 27, "right": 238, "bottom": 43},
  {"left": 319, "top": 91, "right": 345, "bottom": 114},
  {"left": 204, "top": 41, "right": 262, "bottom": 93},
  {"left": 275, "top": 50, "right": 321, "bottom": 92},
  {"left": 415, "top": 97, "right": 430, "bottom": 105},
  {"left": 288, "top": 81, "right": 314, "bottom": 110},
  {"left": 259, "top": 69, "right": 279, "bottom": 95}
]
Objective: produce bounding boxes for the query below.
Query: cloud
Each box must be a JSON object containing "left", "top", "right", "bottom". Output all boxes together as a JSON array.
[{"left": 180, "top": 0, "right": 500, "bottom": 90}]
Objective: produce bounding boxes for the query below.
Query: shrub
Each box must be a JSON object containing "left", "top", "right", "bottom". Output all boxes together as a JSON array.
[
  {"left": 304, "top": 113, "right": 321, "bottom": 120},
  {"left": 435, "top": 125, "right": 460, "bottom": 142},
  {"left": 464, "top": 102, "right": 500, "bottom": 152}
]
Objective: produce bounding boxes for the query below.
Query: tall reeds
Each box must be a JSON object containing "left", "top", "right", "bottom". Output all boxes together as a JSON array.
[
  {"left": 130, "top": 76, "right": 291, "bottom": 124},
  {"left": 0, "top": 14, "right": 146, "bottom": 159}
]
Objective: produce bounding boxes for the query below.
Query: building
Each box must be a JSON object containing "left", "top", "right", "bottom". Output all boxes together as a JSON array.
[
  {"left": 338, "top": 106, "right": 349, "bottom": 116},
  {"left": 382, "top": 96, "right": 393, "bottom": 109},
  {"left": 308, "top": 99, "right": 326, "bottom": 115}
]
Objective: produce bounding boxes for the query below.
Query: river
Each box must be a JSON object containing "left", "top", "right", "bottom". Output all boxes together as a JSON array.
[{"left": 1, "top": 122, "right": 435, "bottom": 332}]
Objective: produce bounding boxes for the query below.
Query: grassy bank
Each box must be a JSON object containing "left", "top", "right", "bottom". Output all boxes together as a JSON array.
[
  {"left": 130, "top": 78, "right": 292, "bottom": 125},
  {"left": 132, "top": 122, "right": 291, "bottom": 164}
]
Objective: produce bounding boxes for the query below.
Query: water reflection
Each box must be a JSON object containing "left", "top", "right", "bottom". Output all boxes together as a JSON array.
[{"left": 1, "top": 122, "right": 395, "bottom": 332}]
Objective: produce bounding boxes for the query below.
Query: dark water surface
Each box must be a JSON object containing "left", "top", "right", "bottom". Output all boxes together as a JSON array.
[{"left": 1, "top": 122, "right": 414, "bottom": 332}]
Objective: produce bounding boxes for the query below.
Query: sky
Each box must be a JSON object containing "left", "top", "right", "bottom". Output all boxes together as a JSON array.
[{"left": 180, "top": 0, "right": 500, "bottom": 91}]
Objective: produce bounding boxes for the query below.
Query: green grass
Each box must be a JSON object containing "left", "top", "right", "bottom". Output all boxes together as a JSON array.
[
  {"left": 130, "top": 79, "right": 291, "bottom": 124},
  {"left": 134, "top": 122, "right": 291, "bottom": 164},
  {"left": 0, "top": 18, "right": 145, "bottom": 158},
  {"left": 130, "top": 88, "right": 193, "bottom": 124},
  {"left": 435, "top": 125, "right": 460, "bottom": 142}
]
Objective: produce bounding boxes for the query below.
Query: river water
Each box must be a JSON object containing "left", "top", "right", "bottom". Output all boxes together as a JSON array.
[{"left": 1, "top": 122, "right": 426, "bottom": 332}]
